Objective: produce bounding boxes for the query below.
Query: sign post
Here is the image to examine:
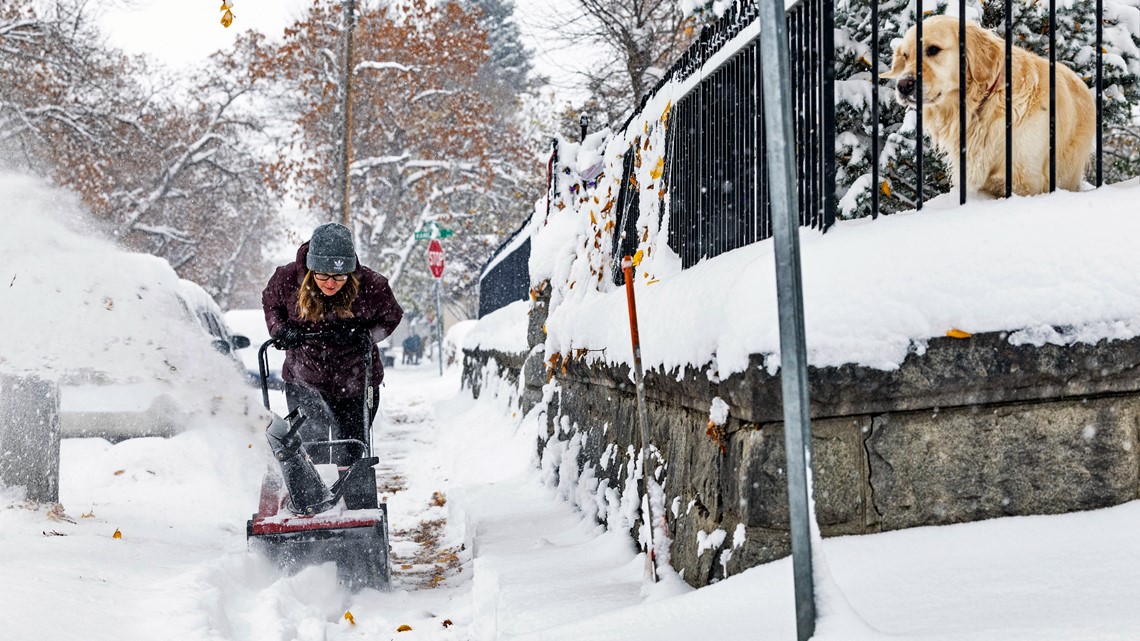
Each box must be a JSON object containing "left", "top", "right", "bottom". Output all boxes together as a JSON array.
[
  {"left": 427, "top": 239, "right": 445, "bottom": 376},
  {"left": 757, "top": 2, "right": 817, "bottom": 639}
]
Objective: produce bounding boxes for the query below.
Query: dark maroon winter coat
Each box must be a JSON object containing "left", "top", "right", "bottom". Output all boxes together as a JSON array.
[{"left": 262, "top": 241, "right": 403, "bottom": 398}]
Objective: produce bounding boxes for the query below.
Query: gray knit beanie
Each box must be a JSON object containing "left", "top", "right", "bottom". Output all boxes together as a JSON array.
[{"left": 306, "top": 223, "right": 357, "bottom": 274}]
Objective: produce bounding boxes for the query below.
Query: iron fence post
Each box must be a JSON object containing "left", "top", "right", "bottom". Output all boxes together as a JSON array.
[
  {"left": 872, "top": 0, "right": 880, "bottom": 219},
  {"left": 1096, "top": 0, "right": 1104, "bottom": 187},
  {"left": 916, "top": 0, "right": 924, "bottom": 210},
  {"left": 1049, "top": 0, "right": 1057, "bottom": 192},
  {"left": 821, "top": 0, "right": 836, "bottom": 231},
  {"left": 757, "top": 4, "right": 817, "bottom": 639},
  {"left": 958, "top": 4, "right": 967, "bottom": 205},
  {"left": 1005, "top": 2, "right": 1013, "bottom": 197}
]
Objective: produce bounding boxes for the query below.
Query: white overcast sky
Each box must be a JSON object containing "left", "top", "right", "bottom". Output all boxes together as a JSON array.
[{"left": 97, "top": 0, "right": 586, "bottom": 93}]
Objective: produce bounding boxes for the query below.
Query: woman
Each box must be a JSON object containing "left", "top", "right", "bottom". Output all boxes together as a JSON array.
[{"left": 262, "top": 222, "right": 403, "bottom": 465}]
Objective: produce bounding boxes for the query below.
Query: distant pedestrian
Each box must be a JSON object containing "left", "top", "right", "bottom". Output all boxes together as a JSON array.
[
  {"left": 409, "top": 333, "right": 423, "bottom": 364},
  {"left": 402, "top": 334, "right": 416, "bottom": 365}
]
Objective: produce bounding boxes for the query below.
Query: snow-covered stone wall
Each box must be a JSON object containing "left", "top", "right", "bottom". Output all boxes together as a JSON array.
[{"left": 464, "top": 323, "right": 1140, "bottom": 587}]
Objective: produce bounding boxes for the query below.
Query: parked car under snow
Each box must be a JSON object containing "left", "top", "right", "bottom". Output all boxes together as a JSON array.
[{"left": 49, "top": 259, "right": 258, "bottom": 441}]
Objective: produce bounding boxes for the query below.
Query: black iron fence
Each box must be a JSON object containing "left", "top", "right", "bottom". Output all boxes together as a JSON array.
[
  {"left": 613, "top": 0, "right": 836, "bottom": 276},
  {"left": 477, "top": 218, "right": 531, "bottom": 319},
  {"left": 608, "top": 0, "right": 1132, "bottom": 273}
]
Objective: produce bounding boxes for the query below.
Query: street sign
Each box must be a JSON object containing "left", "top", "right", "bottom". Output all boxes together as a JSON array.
[
  {"left": 414, "top": 223, "right": 454, "bottom": 240},
  {"left": 427, "top": 239, "right": 445, "bottom": 279}
]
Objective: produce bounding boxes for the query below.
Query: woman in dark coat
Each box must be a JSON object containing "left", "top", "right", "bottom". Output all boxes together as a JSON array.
[{"left": 262, "top": 222, "right": 403, "bottom": 465}]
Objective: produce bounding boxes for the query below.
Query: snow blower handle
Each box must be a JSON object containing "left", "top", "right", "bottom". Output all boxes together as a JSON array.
[{"left": 257, "top": 330, "right": 369, "bottom": 410}]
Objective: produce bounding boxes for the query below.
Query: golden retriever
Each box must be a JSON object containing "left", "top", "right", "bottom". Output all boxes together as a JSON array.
[{"left": 882, "top": 16, "right": 1095, "bottom": 197}]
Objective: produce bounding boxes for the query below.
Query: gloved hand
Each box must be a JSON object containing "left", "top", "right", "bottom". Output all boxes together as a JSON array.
[
  {"left": 273, "top": 323, "right": 305, "bottom": 350},
  {"left": 328, "top": 324, "right": 365, "bottom": 347}
]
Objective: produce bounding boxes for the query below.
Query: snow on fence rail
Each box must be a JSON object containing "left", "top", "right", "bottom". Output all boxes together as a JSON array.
[
  {"left": 602, "top": 0, "right": 1140, "bottom": 273},
  {"left": 477, "top": 1, "right": 1139, "bottom": 318}
]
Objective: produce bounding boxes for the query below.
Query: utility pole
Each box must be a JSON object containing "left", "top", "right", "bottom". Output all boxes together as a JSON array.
[{"left": 335, "top": 0, "right": 357, "bottom": 225}]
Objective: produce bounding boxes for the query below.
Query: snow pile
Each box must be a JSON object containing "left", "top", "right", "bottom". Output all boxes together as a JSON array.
[
  {"left": 462, "top": 300, "right": 529, "bottom": 353},
  {"left": 0, "top": 172, "right": 257, "bottom": 421},
  {"left": 536, "top": 178, "right": 1140, "bottom": 377}
]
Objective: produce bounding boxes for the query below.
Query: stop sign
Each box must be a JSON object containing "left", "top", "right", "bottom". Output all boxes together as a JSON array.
[{"left": 427, "top": 239, "right": 445, "bottom": 279}]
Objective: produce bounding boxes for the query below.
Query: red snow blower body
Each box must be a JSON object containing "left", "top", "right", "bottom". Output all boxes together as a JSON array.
[{"left": 246, "top": 335, "right": 390, "bottom": 591}]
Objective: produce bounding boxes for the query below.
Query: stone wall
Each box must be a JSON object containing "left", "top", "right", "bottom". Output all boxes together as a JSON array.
[{"left": 464, "top": 329, "right": 1140, "bottom": 588}]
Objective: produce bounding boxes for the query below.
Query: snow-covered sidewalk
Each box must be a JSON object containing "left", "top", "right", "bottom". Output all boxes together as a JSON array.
[{"left": 5, "top": 357, "right": 1140, "bottom": 640}]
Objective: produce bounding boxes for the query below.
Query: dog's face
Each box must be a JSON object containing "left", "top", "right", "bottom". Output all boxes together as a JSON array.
[{"left": 882, "top": 16, "right": 1001, "bottom": 109}]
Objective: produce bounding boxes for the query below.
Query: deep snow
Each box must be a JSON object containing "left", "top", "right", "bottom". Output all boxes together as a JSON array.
[
  {"left": 7, "top": 353, "right": 1140, "bottom": 640},
  {"left": 4, "top": 172, "right": 1140, "bottom": 639}
]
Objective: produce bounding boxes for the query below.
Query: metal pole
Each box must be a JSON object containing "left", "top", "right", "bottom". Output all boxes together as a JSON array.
[
  {"left": 1004, "top": 1, "right": 1013, "bottom": 197},
  {"left": 622, "top": 256, "right": 659, "bottom": 584},
  {"left": 1048, "top": 0, "right": 1056, "bottom": 193},
  {"left": 756, "top": 4, "right": 816, "bottom": 640},
  {"left": 336, "top": 0, "right": 357, "bottom": 225},
  {"left": 820, "top": 0, "right": 836, "bottom": 231},
  {"left": 915, "top": 0, "right": 924, "bottom": 210},
  {"left": 958, "top": 3, "right": 967, "bottom": 204},
  {"left": 871, "top": 0, "right": 879, "bottom": 219},
  {"left": 1096, "top": 0, "right": 1104, "bottom": 187},
  {"left": 435, "top": 279, "right": 444, "bottom": 377}
]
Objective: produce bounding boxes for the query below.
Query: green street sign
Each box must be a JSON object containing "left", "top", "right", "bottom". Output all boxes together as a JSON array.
[{"left": 414, "top": 224, "right": 454, "bottom": 240}]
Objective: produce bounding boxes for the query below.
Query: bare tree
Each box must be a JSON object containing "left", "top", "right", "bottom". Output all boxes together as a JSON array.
[
  {"left": 0, "top": 0, "right": 281, "bottom": 309},
  {"left": 537, "top": 0, "right": 696, "bottom": 128}
]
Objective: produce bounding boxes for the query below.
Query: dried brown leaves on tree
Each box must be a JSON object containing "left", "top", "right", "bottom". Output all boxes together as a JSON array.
[
  {"left": 250, "top": 0, "right": 540, "bottom": 317},
  {"left": 540, "top": 0, "right": 696, "bottom": 130}
]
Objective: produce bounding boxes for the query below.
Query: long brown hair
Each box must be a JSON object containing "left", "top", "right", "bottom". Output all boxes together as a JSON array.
[{"left": 298, "top": 271, "right": 360, "bottom": 322}]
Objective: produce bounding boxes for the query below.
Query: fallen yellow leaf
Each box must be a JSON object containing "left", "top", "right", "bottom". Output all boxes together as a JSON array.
[
  {"left": 344, "top": 611, "right": 355, "bottom": 625},
  {"left": 220, "top": 9, "right": 234, "bottom": 27},
  {"left": 946, "top": 329, "right": 972, "bottom": 339},
  {"left": 397, "top": 624, "right": 413, "bottom": 632},
  {"left": 881, "top": 181, "right": 892, "bottom": 197},
  {"left": 632, "top": 249, "right": 644, "bottom": 266},
  {"left": 650, "top": 157, "right": 664, "bottom": 180},
  {"left": 112, "top": 528, "right": 122, "bottom": 539}
]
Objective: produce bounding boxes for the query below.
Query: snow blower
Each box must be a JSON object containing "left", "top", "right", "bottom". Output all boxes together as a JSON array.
[{"left": 246, "top": 334, "right": 390, "bottom": 591}]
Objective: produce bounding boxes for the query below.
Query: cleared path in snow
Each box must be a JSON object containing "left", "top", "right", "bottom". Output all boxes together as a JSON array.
[{"left": 0, "top": 357, "right": 654, "bottom": 641}]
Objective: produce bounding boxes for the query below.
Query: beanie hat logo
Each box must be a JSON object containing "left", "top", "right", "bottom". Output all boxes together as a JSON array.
[{"left": 307, "top": 223, "right": 358, "bottom": 274}]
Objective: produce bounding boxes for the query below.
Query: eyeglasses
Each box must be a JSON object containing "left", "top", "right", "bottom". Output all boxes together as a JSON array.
[{"left": 313, "top": 272, "right": 349, "bottom": 283}]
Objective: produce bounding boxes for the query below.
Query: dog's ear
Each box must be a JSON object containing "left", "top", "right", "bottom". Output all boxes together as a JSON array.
[{"left": 965, "top": 22, "right": 1001, "bottom": 88}]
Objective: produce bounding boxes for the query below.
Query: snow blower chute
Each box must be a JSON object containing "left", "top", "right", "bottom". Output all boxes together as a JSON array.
[{"left": 246, "top": 334, "right": 390, "bottom": 591}]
